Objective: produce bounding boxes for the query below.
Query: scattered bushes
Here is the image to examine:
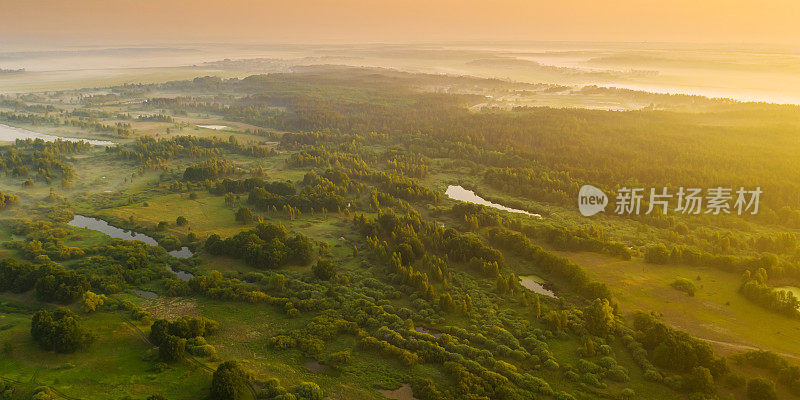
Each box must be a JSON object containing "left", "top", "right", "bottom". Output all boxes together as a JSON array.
[
  {"left": 149, "top": 316, "right": 218, "bottom": 361},
  {"left": 670, "top": 278, "right": 697, "bottom": 296},
  {"left": 311, "top": 259, "right": 337, "bottom": 280}
]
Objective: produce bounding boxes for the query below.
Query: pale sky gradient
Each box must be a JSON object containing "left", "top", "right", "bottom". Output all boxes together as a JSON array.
[{"left": 2, "top": 0, "right": 800, "bottom": 45}]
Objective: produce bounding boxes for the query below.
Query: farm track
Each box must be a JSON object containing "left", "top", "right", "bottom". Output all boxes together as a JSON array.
[
  {"left": 119, "top": 299, "right": 259, "bottom": 398},
  {"left": 700, "top": 337, "right": 800, "bottom": 361}
]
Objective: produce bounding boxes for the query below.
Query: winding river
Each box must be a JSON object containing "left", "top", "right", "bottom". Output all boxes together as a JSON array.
[{"left": 67, "top": 215, "right": 194, "bottom": 280}]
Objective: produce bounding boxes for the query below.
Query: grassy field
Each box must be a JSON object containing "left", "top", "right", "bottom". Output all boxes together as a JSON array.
[
  {"left": 549, "top": 250, "right": 800, "bottom": 360},
  {"left": 0, "top": 295, "right": 211, "bottom": 400},
  {"left": 96, "top": 191, "right": 355, "bottom": 245},
  {"left": 426, "top": 162, "right": 800, "bottom": 363}
]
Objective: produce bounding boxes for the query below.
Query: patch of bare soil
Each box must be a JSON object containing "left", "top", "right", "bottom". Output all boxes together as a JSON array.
[
  {"left": 304, "top": 361, "right": 328, "bottom": 373},
  {"left": 143, "top": 297, "right": 199, "bottom": 319},
  {"left": 379, "top": 384, "right": 417, "bottom": 400}
]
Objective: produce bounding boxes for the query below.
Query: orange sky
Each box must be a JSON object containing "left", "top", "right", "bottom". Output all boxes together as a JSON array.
[{"left": 2, "top": 0, "right": 800, "bottom": 45}]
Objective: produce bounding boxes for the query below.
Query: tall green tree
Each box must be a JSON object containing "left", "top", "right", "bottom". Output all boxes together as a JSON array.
[
  {"left": 583, "top": 298, "right": 615, "bottom": 336},
  {"left": 210, "top": 361, "right": 249, "bottom": 400},
  {"left": 747, "top": 378, "right": 777, "bottom": 400}
]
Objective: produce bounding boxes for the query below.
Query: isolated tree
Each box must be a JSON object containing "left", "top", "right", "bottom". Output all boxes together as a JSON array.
[
  {"left": 685, "top": 366, "right": 715, "bottom": 395},
  {"left": 286, "top": 234, "right": 314, "bottom": 264},
  {"left": 235, "top": 207, "right": 254, "bottom": 224},
  {"left": 619, "top": 388, "right": 635, "bottom": 400},
  {"left": 210, "top": 361, "right": 249, "bottom": 400},
  {"left": 176, "top": 216, "right": 188, "bottom": 226},
  {"left": 747, "top": 378, "right": 777, "bottom": 400},
  {"left": 312, "top": 259, "right": 337, "bottom": 280},
  {"left": 294, "top": 382, "right": 323, "bottom": 400},
  {"left": 149, "top": 319, "right": 170, "bottom": 346},
  {"left": 583, "top": 298, "right": 615, "bottom": 336},
  {"left": 532, "top": 293, "right": 541, "bottom": 318},
  {"left": 81, "top": 290, "right": 107, "bottom": 312}
]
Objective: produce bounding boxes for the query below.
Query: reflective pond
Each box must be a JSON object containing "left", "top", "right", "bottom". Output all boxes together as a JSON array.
[
  {"left": 197, "top": 125, "right": 228, "bottom": 130},
  {"left": 445, "top": 185, "right": 541, "bottom": 218},
  {"left": 519, "top": 275, "right": 557, "bottom": 298}
]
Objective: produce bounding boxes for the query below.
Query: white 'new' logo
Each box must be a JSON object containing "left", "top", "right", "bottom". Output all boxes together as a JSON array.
[{"left": 578, "top": 185, "right": 608, "bottom": 217}]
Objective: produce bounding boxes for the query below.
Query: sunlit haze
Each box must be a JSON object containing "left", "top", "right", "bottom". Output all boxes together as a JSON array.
[
  {"left": 2, "top": 0, "right": 800, "bottom": 45},
  {"left": 4, "top": 2, "right": 800, "bottom": 400}
]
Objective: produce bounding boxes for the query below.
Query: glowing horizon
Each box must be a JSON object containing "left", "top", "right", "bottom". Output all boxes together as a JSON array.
[{"left": 2, "top": 0, "right": 800, "bottom": 46}]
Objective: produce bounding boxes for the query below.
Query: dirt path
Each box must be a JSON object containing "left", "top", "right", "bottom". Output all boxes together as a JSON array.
[
  {"left": 699, "top": 337, "right": 800, "bottom": 361},
  {"left": 379, "top": 384, "right": 417, "bottom": 400}
]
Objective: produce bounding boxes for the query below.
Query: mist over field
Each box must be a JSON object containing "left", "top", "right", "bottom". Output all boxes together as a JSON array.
[{"left": 3, "top": 41, "right": 800, "bottom": 104}]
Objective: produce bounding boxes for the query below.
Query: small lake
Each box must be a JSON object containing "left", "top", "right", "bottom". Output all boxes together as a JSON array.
[
  {"left": 0, "top": 123, "right": 115, "bottom": 146},
  {"left": 69, "top": 215, "right": 158, "bottom": 245},
  {"left": 68, "top": 215, "right": 195, "bottom": 279},
  {"left": 519, "top": 275, "right": 557, "bottom": 298},
  {"left": 197, "top": 125, "right": 228, "bottom": 130},
  {"left": 445, "top": 185, "right": 541, "bottom": 218},
  {"left": 166, "top": 266, "right": 193, "bottom": 281}
]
